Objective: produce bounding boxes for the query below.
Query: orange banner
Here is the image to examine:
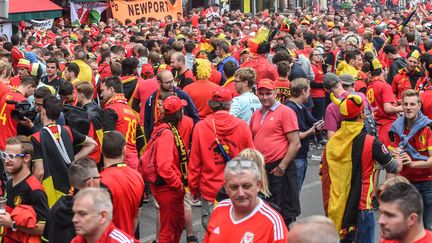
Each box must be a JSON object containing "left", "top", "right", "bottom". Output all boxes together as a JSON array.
[{"left": 110, "top": 0, "right": 182, "bottom": 24}]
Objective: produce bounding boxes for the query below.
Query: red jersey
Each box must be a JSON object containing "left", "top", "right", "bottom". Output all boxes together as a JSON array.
[
  {"left": 241, "top": 55, "right": 278, "bottom": 83},
  {"left": 389, "top": 125, "right": 432, "bottom": 182},
  {"left": 421, "top": 89, "right": 432, "bottom": 119},
  {"left": 311, "top": 63, "right": 325, "bottom": 98},
  {"left": 0, "top": 90, "right": 26, "bottom": 150},
  {"left": 103, "top": 94, "right": 140, "bottom": 169},
  {"left": 381, "top": 230, "right": 432, "bottom": 243},
  {"left": 9, "top": 76, "right": 21, "bottom": 89},
  {"left": 204, "top": 199, "right": 288, "bottom": 243},
  {"left": 274, "top": 78, "right": 291, "bottom": 104},
  {"left": 366, "top": 77, "right": 398, "bottom": 125},
  {"left": 392, "top": 69, "right": 424, "bottom": 100},
  {"left": 0, "top": 83, "right": 11, "bottom": 100},
  {"left": 71, "top": 223, "right": 138, "bottom": 243},
  {"left": 100, "top": 163, "right": 144, "bottom": 236}
]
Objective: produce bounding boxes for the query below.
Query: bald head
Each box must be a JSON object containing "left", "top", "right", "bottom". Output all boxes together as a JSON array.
[{"left": 289, "top": 216, "right": 339, "bottom": 243}]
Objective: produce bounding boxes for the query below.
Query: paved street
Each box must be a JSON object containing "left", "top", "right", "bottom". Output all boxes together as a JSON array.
[{"left": 139, "top": 147, "right": 383, "bottom": 242}]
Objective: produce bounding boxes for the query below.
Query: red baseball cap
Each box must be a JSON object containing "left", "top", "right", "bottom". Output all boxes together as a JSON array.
[
  {"left": 212, "top": 87, "right": 233, "bottom": 102},
  {"left": 163, "top": 96, "right": 187, "bottom": 114},
  {"left": 257, "top": 79, "right": 276, "bottom": 90},
  {"left": 141, "top": 63, "right": 154, "bottom": 77}
]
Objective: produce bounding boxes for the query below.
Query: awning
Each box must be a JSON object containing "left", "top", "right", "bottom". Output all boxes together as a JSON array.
[
  {"left": 8, "top": 0, "right": 63, "bottom": 22},
  {"left": 71, "top": 0, "right": 108, "bottom": 2}
]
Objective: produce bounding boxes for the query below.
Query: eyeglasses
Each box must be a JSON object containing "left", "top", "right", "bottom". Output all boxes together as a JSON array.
[
  {"left": 82, "top": 176, "right": 101, "bottom": 183},
  {"left": 234, "top": 79, "right": 245, "bottom": 83},
  {"left": 0, "top": 151, "right": 26, "bottom": 160},
  {"left": 162, "top": 78, "right": 175, "bottom": 84},
  {"left": 227, "top": 159, "right": 254, "bottom": 168}
]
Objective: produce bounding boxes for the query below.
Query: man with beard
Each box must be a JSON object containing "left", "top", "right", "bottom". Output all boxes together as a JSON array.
[
  {"left": 392, "top": 50, "right": 424, "bottom": 101},
  {"left": 250, "top": 79, "right": 301, "bottom": 226},
  {"left": 379, "top": 182, "right": 432, "bottom": 242},
  {"left": 100, "top": 77, "right": 144, "bottom": 170},
  {"left": 0, "top": 136, "right": 49, "bottom": 242},
  {"left": 41, "top": 58, "right": 64, "bottom": 94},
  {"left": 388, "top": 89, "right": 432, "bottom": 230},
  {"left": 144, "top": 70, "right": 199, "bottom": 141},
  {"left": 170, "top": 52, "right": 195, "bottom": 89}
]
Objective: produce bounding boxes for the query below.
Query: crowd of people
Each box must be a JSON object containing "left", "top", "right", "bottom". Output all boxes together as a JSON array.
[{"left": 0, "top": 1, "right": 431, "bottom": 242}]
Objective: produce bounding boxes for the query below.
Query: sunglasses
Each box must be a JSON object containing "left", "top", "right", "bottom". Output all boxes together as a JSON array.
[
  {"left": 227, "top": 160, "right": 254, "bottom": 168},
  {"left": 0, "top": 151, "right": 26, "bottom": 161}
]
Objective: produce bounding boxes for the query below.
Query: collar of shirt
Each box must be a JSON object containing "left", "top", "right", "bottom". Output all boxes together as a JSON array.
[{"left": 260, "top": 101, "right": 280, "bottom": 114}]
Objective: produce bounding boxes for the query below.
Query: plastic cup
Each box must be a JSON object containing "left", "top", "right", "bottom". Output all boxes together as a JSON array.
[{"left": 0, "top": 197, "right": 6, "bottom": 214}]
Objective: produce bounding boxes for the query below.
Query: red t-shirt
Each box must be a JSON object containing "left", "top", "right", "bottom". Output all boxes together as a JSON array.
[
  {"left": 366, "top": 77, "right": 398, "bottom": 125},
  {"left": 389, "top": 125, "right": 432, "bottom": 182},
  {"left": 132, "top": 78, "right": 159, "bottom": 126},
  {"left": 100, "top": 164, "right": 144, "bottom": 236},
  {"left": 0, "top": 90, "right": 26, "bottom": 150},
  {"left": 250, "top": 103, "right": 299, "bottom": 164},
  {"left": 381, "top": 230, "right": 432, "bottom": 243},
  {"left": 204, "top": 199, "right": 288, "bottom": 243},
  {"left": 311, "top": 63, "right": 326, "bottom": 98},
  {"left": 183, "top": 80, "right": 219, "bottom": 119}
]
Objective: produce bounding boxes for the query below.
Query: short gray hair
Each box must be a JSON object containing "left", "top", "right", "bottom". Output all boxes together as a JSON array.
[
  {"left": 74, "top": 188, "right": 113, "bottom": 220},
  {"left": 224, "top": 158, "right": 261, "bottom": 181},
  {"left": 68, "top": 158, "right": 98, "bottom": 189}
]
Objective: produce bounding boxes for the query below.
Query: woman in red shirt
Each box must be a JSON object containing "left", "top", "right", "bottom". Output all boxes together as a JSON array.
[{"left": 310, "top": 49, "right": 326, "bottom": 146}]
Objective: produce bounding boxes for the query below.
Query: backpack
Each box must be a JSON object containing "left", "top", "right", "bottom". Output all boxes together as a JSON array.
[
  {"left": 140, "top": 129, "right": 167, "bottom": 185},
  {"left": 62, "top": 104, "right": 91, "bottom": 135}
]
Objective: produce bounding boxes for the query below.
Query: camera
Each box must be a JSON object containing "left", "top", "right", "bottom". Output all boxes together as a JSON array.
[{"left": 6, "top": 100, "right": 37, "bottom": 121}]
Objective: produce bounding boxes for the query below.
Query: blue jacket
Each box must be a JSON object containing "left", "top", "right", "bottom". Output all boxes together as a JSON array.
[{"left": 144, "top": 87, "right": 200, "bottom": 140}]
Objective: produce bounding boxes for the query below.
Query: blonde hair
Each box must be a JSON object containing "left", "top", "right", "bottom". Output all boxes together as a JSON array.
[
  {"left": 238, "top": 148, "right": 271, "bottom": 197},
  {"left": 0, "top": 60, "right": 12, "bottom": 80}
]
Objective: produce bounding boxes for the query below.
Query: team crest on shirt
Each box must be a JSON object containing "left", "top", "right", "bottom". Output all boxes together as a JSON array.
[
  {"left": 241, "top": 232, "right": 254, "bottom": 243},
  {"left": 14, "top": 195, "right": 21, "bottom": 206},
  {"left": 366, "top": 89, "right": 375, "bottom": 104}
]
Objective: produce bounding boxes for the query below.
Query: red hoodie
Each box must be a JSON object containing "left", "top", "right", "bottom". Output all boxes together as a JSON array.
[
  {"left": 150, "top": 122, "right": 184, "bottom": 191},
  {"left": 188, "top": 111, "right": 254, "bottom": 201}
]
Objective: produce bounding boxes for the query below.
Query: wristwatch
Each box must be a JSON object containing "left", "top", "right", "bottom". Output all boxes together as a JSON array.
[
  {"left": 278, "top": 165, "right": 286, "bottom": 174},
  {"left": 11, "top": 221, "right": 17, "bottom": 232}
]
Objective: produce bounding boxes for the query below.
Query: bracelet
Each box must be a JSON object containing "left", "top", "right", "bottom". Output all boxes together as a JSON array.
[
  {"left": 278, "top": 165, "right": 286, "bottom": 173},
  {"left": 11, "top": 221, "right": 17, "bottom": 232}
]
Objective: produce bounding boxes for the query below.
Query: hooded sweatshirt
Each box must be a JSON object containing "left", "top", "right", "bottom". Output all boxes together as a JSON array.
[{"left": 188, "top": 111, "right": 254, "bottom": 201}]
